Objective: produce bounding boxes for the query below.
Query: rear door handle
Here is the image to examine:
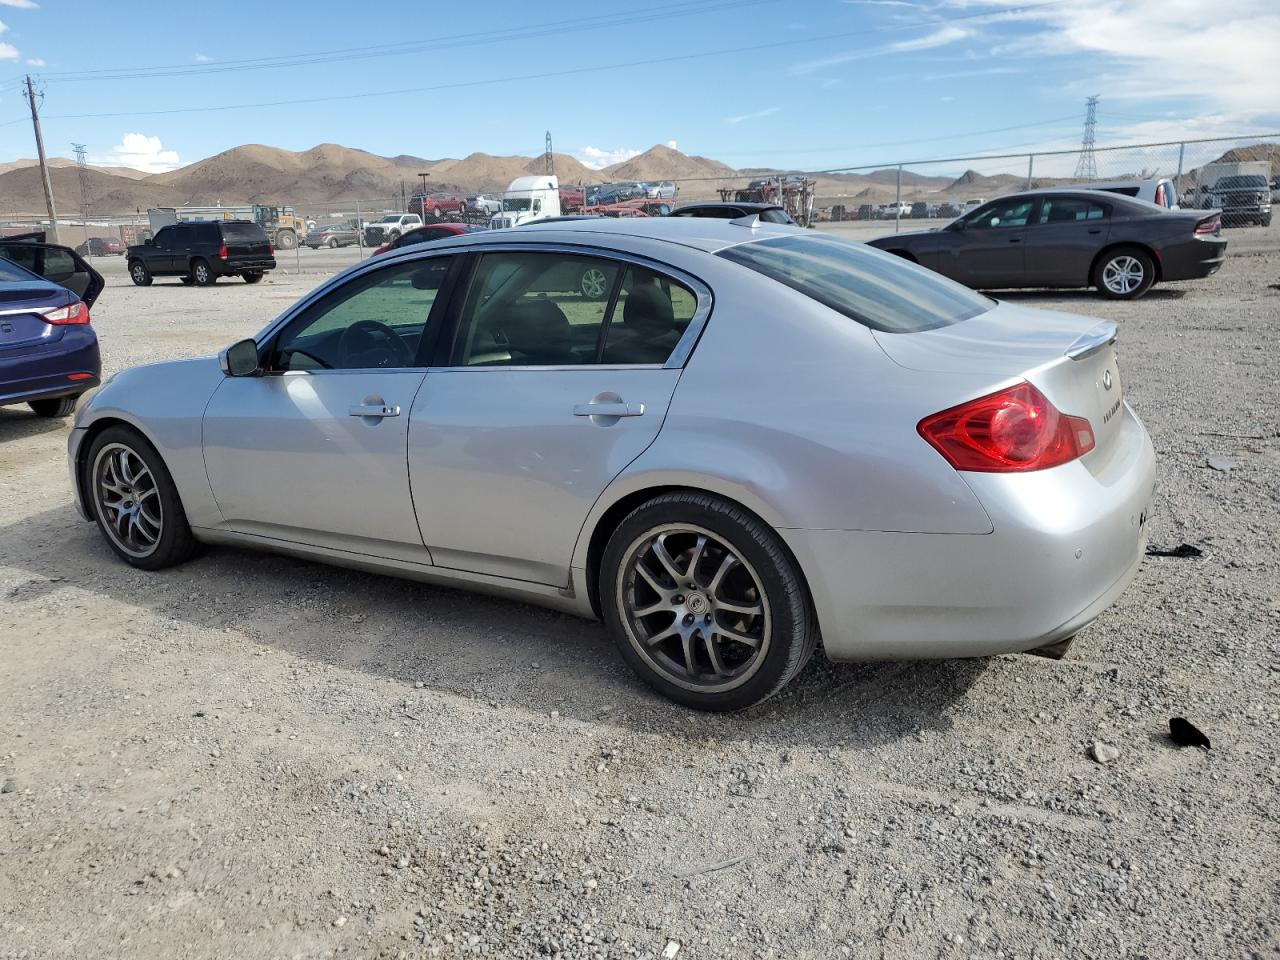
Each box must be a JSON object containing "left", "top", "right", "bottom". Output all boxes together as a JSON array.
[
  {"left": 573, "top": 401, "right": 645, "bottom": 418},
  {"left": 348, "top": 403, "right": 400, "bottom": 418}
]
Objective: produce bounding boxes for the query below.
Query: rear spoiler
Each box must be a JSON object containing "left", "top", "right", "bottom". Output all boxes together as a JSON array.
[{"left": 1065, "top": 321, "right": 1118, "bottom": 361}]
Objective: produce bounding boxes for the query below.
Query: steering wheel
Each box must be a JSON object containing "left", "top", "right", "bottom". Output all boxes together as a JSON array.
[{"left": 338, "top": 319, "right": 415, "bottom": 369}]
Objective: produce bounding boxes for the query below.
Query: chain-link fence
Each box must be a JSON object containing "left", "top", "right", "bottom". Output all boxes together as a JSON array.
[{"left": 3, "top": 133, "right": 1276, "bottom": 265}]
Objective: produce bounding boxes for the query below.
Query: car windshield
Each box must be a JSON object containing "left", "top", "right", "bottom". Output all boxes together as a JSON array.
[
  {"left": 718, "top": 234, "right": 993, "bottom": 334},
  {"left": 377, "top": 216, "right": 401, "bottom": 223},
  {"left": 1216, "top": 175, "right": 1266, "bottom": 189},
  {"left": 502, "top": 198, "right": 532, "bottom": 212}
]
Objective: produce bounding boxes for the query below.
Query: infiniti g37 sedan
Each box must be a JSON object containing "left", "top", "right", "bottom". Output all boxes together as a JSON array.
[
  {"left": 868, "top": 189, "right": 1226, "bottom": 300},
  {"left": 68, "top": 218, "right": 1156, "bottom": 710}
]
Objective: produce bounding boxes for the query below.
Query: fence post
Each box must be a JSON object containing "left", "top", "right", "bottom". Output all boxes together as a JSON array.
[
  {"left": 895, "top": 164, "right": 902, "bottom": 233},
  {"left": 355, "top": 200, "right": 364, "bottom": 261},
  {"left": 1174, "top": 142, "right": 1185, "bottom": 199},
  {"left": 1026, "top": 154, "right": 1035, "bottom": 190}
]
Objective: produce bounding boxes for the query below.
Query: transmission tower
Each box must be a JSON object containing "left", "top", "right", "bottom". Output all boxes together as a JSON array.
[
  {"left": 544, "top": 130, "right": 554, "bottom": 175},
  {"left": 71, "top": 142, "right": 94, "bottom": 222},
  {"left": 1073, "top": 95, "right": 1099, "bottom": 180}
]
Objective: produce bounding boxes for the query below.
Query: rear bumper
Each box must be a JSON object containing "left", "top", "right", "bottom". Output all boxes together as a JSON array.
[
  {"left": 1160, "top": 237, "right": 1227, "bottom": 282},
  {"left": 784, "top": 404, "right": 1156, "bottom": 660},
  {"left": 219, "top": 257, "right": 276, "bottom": 274},
  {"left": 0, "top": 328, "right": 100, "bottom": 408}
]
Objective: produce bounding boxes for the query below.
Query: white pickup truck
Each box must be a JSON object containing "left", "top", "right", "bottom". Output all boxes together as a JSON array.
[{"left": 363, "top": 213, "right": 423, "bottom": 247}]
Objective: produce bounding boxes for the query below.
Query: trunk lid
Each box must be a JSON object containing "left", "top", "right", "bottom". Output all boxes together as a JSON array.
[
  {"left": 873, "top": 301, "right": 1126, "bottom": 456},
  {"left": 0, "top": 285, "right": 73, "bottom": 353}
]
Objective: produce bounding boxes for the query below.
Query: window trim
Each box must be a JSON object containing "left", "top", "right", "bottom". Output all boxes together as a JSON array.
[
  {"left": 1032, "top": 196, "right": 1111, "bottom": 226},
  {"left": 250, "top": 241, "right": 713, "bottom": 374}
]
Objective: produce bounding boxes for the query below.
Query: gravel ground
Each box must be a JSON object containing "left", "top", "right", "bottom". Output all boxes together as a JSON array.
[{"left": 1, "top": 229, "right": 1278, "bottom": 960}]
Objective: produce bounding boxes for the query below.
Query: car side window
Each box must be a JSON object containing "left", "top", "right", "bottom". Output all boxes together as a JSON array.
[
  {"left": 601, "top": 266, "right": 697, "bottom": 365},
  {"left": 967, "top": 200, "right": 1037, "bottom": 230},
  {"left": 153, "top": 227, "right": 173, "bottom": 249},
  {"left": 1037, "top": 198, "right": 1108, "bottom": 224},
  {"left": 273, "top": 258, "right": 452, "bottom": 372},
  {"left": 451, "top": 252, "right": 623, "bottom": 367}
]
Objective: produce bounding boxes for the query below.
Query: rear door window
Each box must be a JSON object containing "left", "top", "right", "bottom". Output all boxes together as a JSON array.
[
  {"left": 718, "top": 234, "right": 991, "bottom": 334},
  {"left": 1037, "top": 198, "right": 1109, "bottom": 224},
  {"left": 601, "top": 266, "right": 697, "bottom": 365}
]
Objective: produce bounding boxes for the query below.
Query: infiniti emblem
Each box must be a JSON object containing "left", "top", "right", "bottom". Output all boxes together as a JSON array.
[{"left": 1103, "top": 370, "right": 1113, "bottom": 391}]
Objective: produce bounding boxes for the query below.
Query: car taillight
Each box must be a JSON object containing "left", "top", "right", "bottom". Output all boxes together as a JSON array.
[
  {"left": 41, "top": 302, "right": 91, "bottom": 325},
  {"left": 1194, "top": 216, "right": 1220, "bottom": 236},
  {"left": 269, "top": 243, "right": 275, "bottom": 256},
  {"left": 918, "top": 382, "right": 1094, "bottom": 473},
  {"left": 374, "top": 244, "right": 389, "bottom": 255},
  {"left": 218, "top": 243, "right": 229, "bottom": 259}
]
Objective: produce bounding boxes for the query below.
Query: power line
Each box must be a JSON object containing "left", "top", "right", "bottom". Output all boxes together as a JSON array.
[
  {"left": 33, "top": 0, "right": 778, "bottom": 82},
  {"left": 36, "top": 0, "right": 1075, "bottom": 123}
]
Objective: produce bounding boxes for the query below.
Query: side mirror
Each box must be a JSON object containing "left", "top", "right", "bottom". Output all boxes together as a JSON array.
[
  {"left": 219, "top": 338, "right": 260, "bottom": 377},
  {"left": 144, "top": 238, "right": 154, "bottom": 246},
  {"left": 950, "top": 219, "right": 967, "bottom": 233}
]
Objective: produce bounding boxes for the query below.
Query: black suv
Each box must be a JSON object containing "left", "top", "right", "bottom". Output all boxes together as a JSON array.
[{"left": 127, "top": 220, "right": 276, "bottom": 286}]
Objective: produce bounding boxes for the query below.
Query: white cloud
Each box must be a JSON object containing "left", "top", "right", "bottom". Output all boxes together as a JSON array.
[
  {"left": 0, "top": 0, "right": 39, "bottom": 8},
  {"left": 725, "top": 106, "right": 782, "bottom": 125},
  {"left": 575, "top": 145, "right": 642, "bottom": 170},
  {"left": 791, "top": 25, "right": 970, "bottom": 74},
  {"left": 93, "top": 133, "right": 182, "bottom": 173},
  {"left": 0, "top": 42, "right": 16, "bottom": 61},
  {"left": 193, "top": 53, "right": 213, "bottom": 63},
  {"left": 25, "top": 56, "right": 43, "bottom": 66},
  {"left": 941, "top": 0, "right": 1280, "bottom": 121},
  {"left": 665, "top": 140, "right": 678, "bottom": 150}
]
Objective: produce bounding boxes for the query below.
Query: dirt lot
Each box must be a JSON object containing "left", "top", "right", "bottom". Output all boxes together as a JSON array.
[{"left": 2, "top": 227, "right": 1278, "bottom": 960}]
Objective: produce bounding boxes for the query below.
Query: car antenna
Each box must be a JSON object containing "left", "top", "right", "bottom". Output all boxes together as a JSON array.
[{"left": 729, "top": 213, "right": 761, "bottom": 229}]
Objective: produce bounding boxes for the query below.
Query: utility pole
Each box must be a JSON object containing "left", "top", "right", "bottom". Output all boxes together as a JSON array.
[
  {"left": 24, "top": 74, "right": 59, "bottom": 241},
  {"left": 72, "top": 142, "right": 93, "bottom": 221},
  {"left": 545, "top": 131, "right": 554, "bottom": 176}
]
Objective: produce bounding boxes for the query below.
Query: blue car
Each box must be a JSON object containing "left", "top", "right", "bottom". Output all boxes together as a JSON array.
[{"left": 0, "top": 239, "right": 103, "bottom": 418}]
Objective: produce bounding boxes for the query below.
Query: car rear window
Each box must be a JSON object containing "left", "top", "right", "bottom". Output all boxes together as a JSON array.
[
  {"left": 718, "top": 234, "right": 992, "bottom": 334},
  {"left": 221, "top": 223, "right": 269, "bottom": 243},
  {"left": 0, "top": 256, "right": 39, "bottom": 283}
]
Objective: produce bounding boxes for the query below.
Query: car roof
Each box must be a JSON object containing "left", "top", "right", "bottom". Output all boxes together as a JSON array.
[
  {"left": 673, "top": 202, "right": 785, "bottom": 213},
  {"left": 380, "top": 215, "right": 802, "bottom": 256}
]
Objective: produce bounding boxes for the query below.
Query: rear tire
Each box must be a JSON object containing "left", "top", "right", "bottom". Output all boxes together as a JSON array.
[
  {"left": 276, "top": 230, "right": 297, "bottom": 250},
  {"left": 1094, "top": 247, "right": 1154, "bottom": 300},
  {"left": 129, "top": 260, "right": 152, "bottom": 286},
  {"left": 191, "top": 258, "right": 216, "bottom": 286},
  {"left": 327, "top": 236, "right": 338, "bottom": 248},
  {"left": 601, "top": 492, "right": 817, "bottom": 711},
  {"left": 29, "top": 395, "right": 79, "bottom": 418},
  {"left": 1261, "top": 212, "right": 1273, "bottom": 227},
  {"left": 86, "top": 425, "right": 199, "bottom": 571}
]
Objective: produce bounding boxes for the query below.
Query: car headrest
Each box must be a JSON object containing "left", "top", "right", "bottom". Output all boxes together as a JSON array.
[
  {"left": 622, "top": 283, "right": 675, "bottom": 333},
  {"left": 501, "top": 299, "right": 573, "bottom": 352}
]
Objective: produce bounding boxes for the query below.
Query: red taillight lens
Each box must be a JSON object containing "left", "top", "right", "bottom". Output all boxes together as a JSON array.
[
  {"left": 269, "top": 243, "right": 275, "bottom": 256},
  {"left": 218, "top": 243, "right": 229, "bottom": 259},
  {"left": 1194, "top": 216, "right": 1220, "bottom": 236},
  {"left": 374, "top": 244, "right": 389, "bottom": 255},
  {"left": 918, "top": 382, "right": 1094, "bottom": 473},
  {"left": 41, "top": 302, "right": 91, "bottom": 325}
]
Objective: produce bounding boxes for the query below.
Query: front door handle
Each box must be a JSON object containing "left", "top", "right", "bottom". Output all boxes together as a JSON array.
[
  {"left": 573, "top": 401, "right": 645, "bottom": 418},
  {"left": 349, "top": 403, "right": 400, "bottom": 418},
  {"left": 1008, "top": 236, "right": 1023, "bottom": 243}
]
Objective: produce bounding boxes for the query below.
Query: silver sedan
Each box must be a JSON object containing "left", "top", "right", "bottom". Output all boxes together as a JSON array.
[{"left": 68, "top": 217, "right": 1156, "bottom": 710}]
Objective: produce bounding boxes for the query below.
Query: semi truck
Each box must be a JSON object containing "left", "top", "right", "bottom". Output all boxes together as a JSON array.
[
  {"left": 147, "top": 205, "right": 311, "bottom": 250},
  {"left": 488, "top": 175, "right": 562, "bottom": 229}
]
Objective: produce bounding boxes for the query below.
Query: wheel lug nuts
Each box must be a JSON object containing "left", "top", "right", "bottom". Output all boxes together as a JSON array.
[
  {"left": 704, "top": 614, "right": 712, "bottom": 624},
  {"left": 683, "top": 614, "right": 695, "bottom": 626},
  {"left": 673, "top": 595, "right": 684, "bottom": 604}
]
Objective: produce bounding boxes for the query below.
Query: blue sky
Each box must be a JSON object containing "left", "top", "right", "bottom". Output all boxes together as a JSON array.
[{"left": 0, "top": 0, "right": 1276, "bottom": 173}]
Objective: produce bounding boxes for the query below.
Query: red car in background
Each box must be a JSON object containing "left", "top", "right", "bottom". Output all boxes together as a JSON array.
[
  {"left": 409, "top": 193, "right": 466, "bottom": 219},
  {"left": 75, "top": 236, "right": 126, "bottom": 256},
  {"left": 373, "top": 222, "right": 485, "bottom": 255}
]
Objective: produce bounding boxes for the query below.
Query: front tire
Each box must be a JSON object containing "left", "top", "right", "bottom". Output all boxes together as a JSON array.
[
  {"left": 601, "top": 492, "right": 817, "bottom": 711},
  {"left": 86, "top": 426, "right": 198, "bottom": 571},
  {"left": 191, "top": 258, "right": 216, "bottom": 286},
  {"left": 129, "top": 260, "right": 152, "bottom": 286},
  {"left": 276, "top": 230, "right": 297, "bottom": 250},
  {"left": 29, "top": 395, "right": 79, "bottom": 417},
  {"left": 1094, "top": 247, "right": 1154, "bottom": 300}
]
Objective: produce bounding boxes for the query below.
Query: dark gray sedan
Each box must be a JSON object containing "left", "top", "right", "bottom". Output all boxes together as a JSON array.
[
  {"left": 867, "top": 190, "right": 1227, "bottom": 299},
  {"left": 304, "top": 224, "right": 361, "bottom": 249}
]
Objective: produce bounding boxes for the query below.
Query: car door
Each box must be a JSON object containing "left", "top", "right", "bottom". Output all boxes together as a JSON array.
[
  {"left": 202, "top": 256, "right": 457, "bottom": 563},
  {"left": 147, "top": 226, "right": 176, "bottom": 273},
  {"left": 1022, "top": 196, "right": 1110, "bottom": 286},
  {"left": 0, "top": 242, "right": 103, "bottom": 306},
  {"left": 941, "top": 198, "right": 1039, "bottom": 288},
  {"left": 408, "top": 249, "right": 703, "bottom": 585}
]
